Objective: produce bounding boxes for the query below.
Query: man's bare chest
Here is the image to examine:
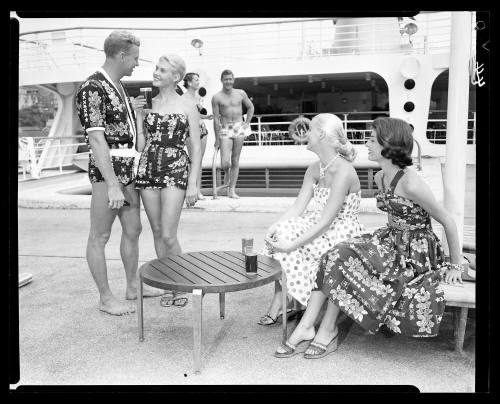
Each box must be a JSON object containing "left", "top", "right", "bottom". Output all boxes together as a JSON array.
[{"left": 218, "top": 93, "right": 242, "bottom": 108}]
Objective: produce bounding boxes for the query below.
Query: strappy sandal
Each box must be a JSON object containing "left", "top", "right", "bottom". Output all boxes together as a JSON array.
[
  {"left": 257, "top": 308, "right": 300, "bottom": 326},
  {"left": 303, "top": 333, "right": 339, "bottom": 359},
  {"left": 274, "top": 339, "right": 313, "bottom": 358},
  {"left": 160, "top": 293, "right": 188, "bottom": 308}
]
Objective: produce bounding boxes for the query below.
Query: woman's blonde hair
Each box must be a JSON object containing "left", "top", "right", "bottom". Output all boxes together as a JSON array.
[
  {"left": 159, "top": 53, "right": 186, "bottom": 84},
  {"left": 311, "top": 113, "right": 357, "bottom": 162}
]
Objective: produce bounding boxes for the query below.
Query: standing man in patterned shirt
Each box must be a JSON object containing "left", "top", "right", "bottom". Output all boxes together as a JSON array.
[{"left": 76, "top": 30, "right": 163, "bottom": 316}]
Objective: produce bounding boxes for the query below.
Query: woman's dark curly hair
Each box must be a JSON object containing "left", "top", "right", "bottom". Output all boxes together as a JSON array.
[
  {"left": 371, "top": 117, "right": 413, "bottom": 168},
  {"left": 183, "top": 72, "right": 199, "bottom": 89}
]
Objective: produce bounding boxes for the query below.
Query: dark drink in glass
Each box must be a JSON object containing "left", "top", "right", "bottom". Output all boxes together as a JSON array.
[
  {"left": 245, "top": 253, "right": 258, "bottom": 276},
  {"left": 140, "top": 87, "right": 152, "bottom": 109}
]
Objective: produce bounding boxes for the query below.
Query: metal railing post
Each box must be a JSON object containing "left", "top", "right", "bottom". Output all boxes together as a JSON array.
[
  {"left": 472, "top": 111, "right": 476, "bottom": 144},
  {"left": 58, "top": 139, "right": 63, "bottom": 174},
  {"left": 257, "top": 116, "right": 261, "bottom": 146}
]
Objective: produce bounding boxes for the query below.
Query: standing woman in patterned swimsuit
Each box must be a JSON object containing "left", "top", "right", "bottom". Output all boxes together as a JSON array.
[
  {"left": 274, "top": 117, "right": 463, "bottom": 359},
  {"left": 182, "top": 72, "right": 214, "bottom": 200},
  {"left": 134, "top": 54, "right": 201, "bottom": 263}
]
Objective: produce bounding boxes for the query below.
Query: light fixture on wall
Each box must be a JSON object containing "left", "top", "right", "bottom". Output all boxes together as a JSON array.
[
  {"left": 274, "top": 83, "right": 279, "bottom": 91},
  {"left": 190, "top": 38, "right": 204, "bottom": 55},
  {"left": 253, "top": 78, "right": 258, "bottom": 86},
  {"left": 398, "top": 18, "right": 418, "bottom": 46},
  {"left": 365, "top": 73, "right": 371, "bottom": 81},
  {"left": 321, "top": 81, "right": 326, "bottom": 89},
  {"left": 308, "top": 75, "right": 313, "bottom": 83}
]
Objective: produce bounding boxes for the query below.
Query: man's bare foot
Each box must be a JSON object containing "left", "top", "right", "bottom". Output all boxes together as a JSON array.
[
  {"left": 99, "top": 296, "right": 136, "bottom": 316},
  {"left": 197, "top": 192, "right": 205, "bottom": 200},
  {"left": 228, "top": 188, "right": 240, "bottom": 199},
  {"left": 126, "top": 284, "right": 168, "bottom": 300}
]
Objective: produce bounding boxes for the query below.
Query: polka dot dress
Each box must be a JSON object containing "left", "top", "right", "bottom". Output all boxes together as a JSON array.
[{"left": 262, "top": 183, "right": 364, "bottom": 306}]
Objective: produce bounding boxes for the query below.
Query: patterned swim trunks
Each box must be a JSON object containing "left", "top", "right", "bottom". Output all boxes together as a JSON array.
[
  {"left": 88, "top": 154, "right": 136, "bottom": 186},
  {"left": 219, "top": 121, "right": 251, "bottom": 139}
]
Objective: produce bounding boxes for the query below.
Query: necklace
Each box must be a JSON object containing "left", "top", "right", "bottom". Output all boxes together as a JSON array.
[{"left": 319, "top": 153, "right": 341, "bottom": 179}]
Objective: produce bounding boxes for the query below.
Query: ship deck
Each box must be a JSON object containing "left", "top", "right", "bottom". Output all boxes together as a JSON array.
[{"left": 14, "top": 164, "right": 476, "bottom": 390}]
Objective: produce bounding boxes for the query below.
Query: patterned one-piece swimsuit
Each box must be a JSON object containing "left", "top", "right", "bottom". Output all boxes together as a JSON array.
[{"left": 135, "top": 112, "right": 191, "bottom": 190}]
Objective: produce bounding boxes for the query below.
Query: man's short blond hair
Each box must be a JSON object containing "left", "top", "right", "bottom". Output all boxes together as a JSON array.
[{"left": 104, "top": 30, "right": 140, "bottom": 58}]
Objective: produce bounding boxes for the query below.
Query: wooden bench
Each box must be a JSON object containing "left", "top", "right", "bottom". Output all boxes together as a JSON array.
[{"left": 440, "top": 281, "right": 475, "bottom": 354}]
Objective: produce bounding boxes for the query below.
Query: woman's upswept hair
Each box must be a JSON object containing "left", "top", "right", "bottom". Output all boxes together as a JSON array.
[
  {"left": 183, "top": 72, "right": 199, "bottom": 89},
  {"left": 103, "top": 30, "right": 140, "bottom": 58},
  {"left": 311, "top": 113, "right": 357, "bottom": 162},
  {"left": 371, "top": 117, "right": 413, "bottom": 168},
  {"left": 159, "top": 53, "right": 186, "bottom": 84}
]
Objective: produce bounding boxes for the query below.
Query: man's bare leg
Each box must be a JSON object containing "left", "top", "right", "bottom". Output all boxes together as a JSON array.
[
  {"left": 219, "top": 137, "right": 233, "bottom": 195},
  {"left": 120, "top": 184, "right": 165, "bottom": 300},
  {"left": 87, "top": 182, "right": 135, "bottom": 315},
  {"left": 228, "top": 136, "right": 244, "bottom": 198}
]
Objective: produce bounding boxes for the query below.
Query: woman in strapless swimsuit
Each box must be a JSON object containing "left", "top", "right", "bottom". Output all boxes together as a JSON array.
[{"left": 135, "top": 54, "right": 201, "bottom": 276}]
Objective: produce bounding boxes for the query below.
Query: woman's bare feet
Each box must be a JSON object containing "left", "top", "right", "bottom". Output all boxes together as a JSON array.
[
  {"left": 99, "top": 295, "right": 136, "bottom": 316},
  {"left": 125, "top": 284, "right": 167, "bottom": 300},
  {"left": 258, "top": 291, "right": 283, "bottom": 325},
  {"left": 304, "top": 326, "right": 338, "bottom": 356},
  {"left": 275, "top": 322, "right": 316, "bottom": 354}
]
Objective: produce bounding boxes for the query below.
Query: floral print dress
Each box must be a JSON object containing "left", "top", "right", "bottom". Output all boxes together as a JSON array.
[
  {"left": 262, "top": 184, "right": 364, "bottom": 306},
  {"left": 317, "top": 169, "right": 446, "bottom": 337},
  {"left": 135, "top": 112, "right": 190, "bottom": 190}
]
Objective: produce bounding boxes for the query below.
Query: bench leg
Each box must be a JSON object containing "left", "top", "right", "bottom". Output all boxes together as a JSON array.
[
  {"left": 454, "top": 307, "right": 468, "bottom": 354},
  {"left": 219, "top": 293, "right": 225, "bottom": 319},
  {"left": 138, "top": 274, "right": 144, "bottom": 342},
  {"left": 281, "top": 272, "right": 288, "bottom": 343},
  {"left": 192, "top": 289, "right": 203, "bottom": 374}
]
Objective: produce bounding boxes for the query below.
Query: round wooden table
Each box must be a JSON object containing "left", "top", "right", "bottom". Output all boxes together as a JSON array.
[{"left": 137, "top": 250, "right": 286, "bottom": 374}]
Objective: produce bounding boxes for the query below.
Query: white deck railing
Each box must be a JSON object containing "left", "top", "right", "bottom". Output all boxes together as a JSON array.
[{"left": 19, "top": 13, "right": 462, "bottom": 74}]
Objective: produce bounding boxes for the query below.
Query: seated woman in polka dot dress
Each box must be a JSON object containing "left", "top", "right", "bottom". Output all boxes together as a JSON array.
[{"left": 260, "top": 113, "right": 365, "bottom": 325}]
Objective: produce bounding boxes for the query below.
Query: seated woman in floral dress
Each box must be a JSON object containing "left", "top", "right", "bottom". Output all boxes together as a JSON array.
[
  {"left": 260, "top": 113, "right": 365, "bottom": 325},
  {"left": 274, "top": 117, "right": 464, "bottom": 358}
]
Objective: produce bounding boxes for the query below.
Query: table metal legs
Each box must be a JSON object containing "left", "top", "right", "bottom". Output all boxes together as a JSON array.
[
  {"left": 192, "top": 289, "right": 203, "bottom": 374},
  {"left": 454, "top": 307, "right": 468, "bottom": 354},
  {"left": 281, "top": 274, "right": 288, "bottom": 343},
  {"left": 138, "top": 274, "right": 144, "bottom": 342},
  {"left": 219, "top": 293, "right": 225, "bottom": 319}
]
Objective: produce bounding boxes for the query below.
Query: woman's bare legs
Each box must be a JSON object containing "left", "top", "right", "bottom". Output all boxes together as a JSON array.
[
  {"left": 304, "top": 300, "right": 341, "bottom": 355},
  {"left": 275, "top": 290, "right": 327, "bottom": 353},
  {"left": 137, "top": 186, "right": 186, "bottom": 299},
  {"left": 259, "top": 282, "right": 284, "bottom": 323},
  {"left": 141, "top": 189, "right": 168, "bottom": 258}
]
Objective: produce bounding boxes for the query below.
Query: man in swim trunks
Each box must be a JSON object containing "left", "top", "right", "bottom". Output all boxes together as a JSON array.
[
  {"left": 211, "top": 69, "right": 254, "bottom": 198},
  {"left": 76, "top": 30, "right": 163, "bottom": 316}
]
